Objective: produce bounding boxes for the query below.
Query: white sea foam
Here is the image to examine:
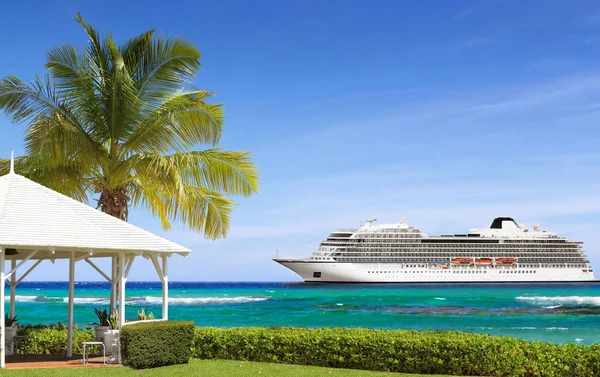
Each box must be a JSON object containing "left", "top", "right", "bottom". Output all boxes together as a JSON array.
[
  {"left": 434, "top": 297, "right": 447, "bottom": 301},
  {"left": 516, "top": 296, "right": 600, "bottom": 306},
  {"left": 542, "top": 305, "right": 562, "bottom": 309},
  {"left": 336, "top": 303, "right": 344, "bottom": 306},
  {"left": 63, "top": 297, "right": 110, "bottom": 305},
  {"left": 4, "top": 295, "right": 39, "bottom": 302},
  {"left": 575, "top": 338, "right": 584, "bottom": 342},
  {"left": 129, "top": 296, "right": 269, "bottom": 306},
  {"left": 12, "top": 294, "right": 267, "bottom": 306},
  {"left": 514, "top": 327, "right": 537, "bottom": 330},
  {"left": 546, "top": 327, "right": 569, "bottom": 331}
]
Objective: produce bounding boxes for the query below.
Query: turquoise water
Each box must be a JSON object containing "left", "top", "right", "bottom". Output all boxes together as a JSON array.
[{"left": 6, "top": 282, "right": 600, "bottom": 345}]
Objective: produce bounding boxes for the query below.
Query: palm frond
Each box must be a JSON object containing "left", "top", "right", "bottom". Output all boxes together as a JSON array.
[
  {"left": 46, "top": 44, "right": 107, "bottom": 140},
  {"left": 0, "top": 74, "right": 96, "bottom": 144},
  {"left": 131, "top": 177, "right": 233, "bottom": 238},
  {"left": 46, "top": 44, "right": 83, "bottom": 85},
  {"left": 0, "top": 75, "right": 61, "bottom": 122},
  {"left": 122, "top": 90, "right": 223, "bottom": 154},
  {"left": 116, "top": 150, "right": 258, "bottom": 197},
  {"left": 120, "top": 29, "right": 155, "bottom": 75},
  {"left": 74, "top": 12, "right": 108, "bottom": 84},
  {"left": 135, "top": 36, "right": 201, "bottom": 102},
  {"left": 24, "top": 112, "right": 105, "bottom": 169},
  {"left": 0, "top": 155, "right": 91, "bottom": 201},
  {"left": 104, "top": 37, "right": 142, "bottom": 143}
]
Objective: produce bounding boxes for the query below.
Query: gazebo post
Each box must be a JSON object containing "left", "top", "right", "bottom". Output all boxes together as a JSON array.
[
  {"left": 162, "top": 255, "right": 168, "bottom": 320},
  {"left": 1, "top": 247, "right": 5, "bottom": 369},
  {"left": 119, "top": 251, "right": 126, "bottom": 328},
  {"left": 110, "top": 256, "right": 116, "bottom": 312},
  {"left": 9, "top": 259, "right": 15, "bottom": 319},
  {"left": 67, "top": 251, "right": 75, "bottom": 357}
]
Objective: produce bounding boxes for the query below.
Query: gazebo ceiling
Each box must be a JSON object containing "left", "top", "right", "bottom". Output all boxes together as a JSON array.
[{"left": 0, "top": 171, "right": 190, "bottom": 258}]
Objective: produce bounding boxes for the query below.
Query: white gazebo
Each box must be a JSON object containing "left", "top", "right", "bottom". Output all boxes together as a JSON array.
[{"left": 0, "top": 160, "right": 190, "bottom": 367}]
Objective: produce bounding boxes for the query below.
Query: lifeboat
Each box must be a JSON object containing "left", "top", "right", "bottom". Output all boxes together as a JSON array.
[
  {"left": 496, "top": 257, "right": 516, "bottom": 264},
  {"left": 476, "top": 258, "right": 492, "bottom": 265},
  {"left": 451, "top": 257, "right": 473, "bottom": 264}
]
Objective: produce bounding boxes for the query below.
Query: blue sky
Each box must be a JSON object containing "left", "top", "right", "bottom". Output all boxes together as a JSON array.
[{"left": 1, "top": 0, "right": 599, "bottom": 281}]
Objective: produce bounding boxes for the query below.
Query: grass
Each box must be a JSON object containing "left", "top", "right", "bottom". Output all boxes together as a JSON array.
[{"left": 1, "top": 359, "right": 461, "bottom": 376}]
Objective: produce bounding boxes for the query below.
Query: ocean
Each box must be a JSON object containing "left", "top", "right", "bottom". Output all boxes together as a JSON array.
[{"left": 6, "top": 282, "right": 600, "bottom": 345}]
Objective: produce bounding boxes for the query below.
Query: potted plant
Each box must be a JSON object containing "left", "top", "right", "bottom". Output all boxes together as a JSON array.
[
  {"left": 137, "top": 307, "right": 155, "bottom": 321},
  {"left": 93, "top": 307, "right": 110, "bottom": 341},
  {"left": 102, "top": 310, "right": 120, "bottom": 357},
  {"left": 4, "top": 314, "right": 17, "bottom": 355}
]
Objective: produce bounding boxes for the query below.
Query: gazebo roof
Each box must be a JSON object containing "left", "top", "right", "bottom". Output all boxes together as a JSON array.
[{"left": 0, "top": 171, "right": 190, "bottom": 258}]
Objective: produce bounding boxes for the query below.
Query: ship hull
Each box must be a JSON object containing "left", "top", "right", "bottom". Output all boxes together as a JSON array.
[{"left": 275, "top": 259, "right": 597, "bottom": 283}]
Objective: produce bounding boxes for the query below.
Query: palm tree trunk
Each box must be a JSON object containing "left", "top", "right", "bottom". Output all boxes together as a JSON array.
[{"left": 97, "top": 187, "right": 130, "bottom": 221}]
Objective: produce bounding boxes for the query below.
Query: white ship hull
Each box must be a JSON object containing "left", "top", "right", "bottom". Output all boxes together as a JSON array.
[
  {"left": 276, "top": 260, "right": 597, "bottom": 283},
  {"left": 274, "top": 217, "right": 596, "bottom": 283}
]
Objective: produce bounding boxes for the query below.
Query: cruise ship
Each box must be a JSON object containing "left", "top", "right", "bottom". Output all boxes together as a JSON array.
[{"left": 274, "top": 217, "right": 596, "bottom": 283}]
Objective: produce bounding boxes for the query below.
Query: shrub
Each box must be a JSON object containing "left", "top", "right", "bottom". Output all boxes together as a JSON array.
[
  {"left": 16, "top": 324, "right": 94, "bottom": 354},
  {"left": 192, "top": 327, "right": 600, "bottom": 377},
  {"left": 120, "top": 320, "right": 195, "bottom": 369}
]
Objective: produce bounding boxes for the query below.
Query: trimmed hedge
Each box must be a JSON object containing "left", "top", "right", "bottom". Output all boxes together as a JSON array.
[
  {"left": 192, "top": 327, "right": 600, "bottom": 377},
  {"left": 120, "top": 321, "right": 195, "bottom": 369},
  {"left": 16, "top": 324, "right": 94, "bottom": 354}
]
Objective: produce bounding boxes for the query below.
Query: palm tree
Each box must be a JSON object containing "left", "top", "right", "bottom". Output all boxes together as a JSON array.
[{"left": 0, "top": 14, "right": 258, "bottom": 239}]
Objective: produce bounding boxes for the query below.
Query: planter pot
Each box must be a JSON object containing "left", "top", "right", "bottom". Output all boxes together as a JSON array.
[
  {"left": 5, "top": 326, "right": 16, "bottom": 355},
  {"left": 101, "top": 329, "right": 120, "bottom": 356},
  {"left": 95, "top": 326, "right": 110, "bottom": 342}
]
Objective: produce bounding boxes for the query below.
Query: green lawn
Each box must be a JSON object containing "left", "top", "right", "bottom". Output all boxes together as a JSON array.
[{"left": 1, "top": 359, "right": 460, "bottom": 377}]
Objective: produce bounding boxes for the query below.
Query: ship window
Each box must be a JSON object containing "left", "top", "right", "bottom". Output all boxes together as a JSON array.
[{"left": 313, "top": 272, "right": 321, "bottom": 278}]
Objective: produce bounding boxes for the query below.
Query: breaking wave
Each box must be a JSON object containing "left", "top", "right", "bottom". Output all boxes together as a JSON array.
[
  {"left": 516, "top": 296, "right": 600, "bottom": 306},
  {"left": 5, "top": 295, "right": 39, "bottom": 303},
  {"left": 66, "top": 297, "right": 110, "bottom": 305},
  {"left": 131, "top": 296, "right": 269, "bottom": 306},
  {"left": 7, "top": 295, "right": 268, "bottom": 306}
]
